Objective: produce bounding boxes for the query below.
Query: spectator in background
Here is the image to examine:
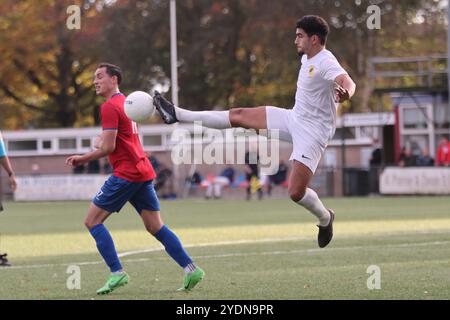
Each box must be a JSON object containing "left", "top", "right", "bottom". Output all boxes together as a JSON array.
[
  {"left": 0, "top": 130, "right": 17, "bottom": 267},
  {"left": 245, "top": 150, "right": 263, "bottom": 200},
  {"left": 87, "top": 159, "right": 100, "bottom": 173},
  {"left": 102, "top": 158, "right": 112, "bottom": 174},
  {"left": 369, "top": 139, "right": 382, "bottom": 167},
  {"left": 399, "top": 147, "right": 416, "bottom": 167},
  {"left": 398, "top": 147, "right": 406, "bottom": 167},
  {"left": 267, "top": 161, "right": 288, "bottom": 196},
  {"left": 369, "top": 139, "right": 382, "bottom": 193},
  {"left": 147, "top": 152, "right": 161, "bottom": 173},
  {"left": 205, "top": 167, "right": 235, "bottom": 199},
  {"left": 73, "top": 164, "right": 85, "bottom": 174},
  {"left": 190, "top": 172, "right": 203, "bottom": 186},
  {"left": 147, "top": 153, "right": 175, "bottom": 198},
  {"left": 154, "top": 163, "right": 173, "bottom": 196},
  {"left": 416, "top": 147, "right": 434, "bottom": 167},
  {"left": 82, "top": 137, "right": 102, "bottom": 174},
  {"left": 436, "top": 137, "right": 450, "bottom": 167}
]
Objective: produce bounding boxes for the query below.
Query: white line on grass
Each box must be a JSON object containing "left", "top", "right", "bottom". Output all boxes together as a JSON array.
[
  {"left": 2, "top": 239, "right": 450, "bottom": 271},
  {"left": 117, "top": 236, "right": 310, "bottom": 258},
  {"left": 117, "top": 228, "right": 450, "bottom": 258}
]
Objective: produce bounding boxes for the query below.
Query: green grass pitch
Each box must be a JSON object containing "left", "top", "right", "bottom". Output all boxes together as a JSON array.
[{"left": 0, "top": 196, "right": 449, "bottom": 299}]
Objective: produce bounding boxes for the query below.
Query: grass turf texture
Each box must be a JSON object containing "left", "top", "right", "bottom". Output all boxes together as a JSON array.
[{"left": 0, "top": 197, "right": 449, "bottom": 299}]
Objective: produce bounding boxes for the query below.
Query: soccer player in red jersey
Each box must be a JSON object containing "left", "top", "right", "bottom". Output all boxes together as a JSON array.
[
  {"left": 436, "top": 137, "right": 450, "bottom": 167},
  {"left": 66, "top": 63, "right": 204, "bottom": 294}
]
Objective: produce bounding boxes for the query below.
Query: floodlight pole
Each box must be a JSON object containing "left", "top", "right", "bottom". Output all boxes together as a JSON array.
[
  {"left": 447, "top": 2, "right": 450, "bottom": 108},
  {"left": 448, "top": 3, "right": 450, "bottom": 106},
  {"left": 170, "top": 0, "right": 181, "bottom": 197},
  {"left": 170, "top": 0, "right": 179, "bottom": 107}
]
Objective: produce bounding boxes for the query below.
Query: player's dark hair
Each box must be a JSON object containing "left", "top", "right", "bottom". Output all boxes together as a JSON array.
[
  {"left": 97, "top": 62, "right": 122, "bottom": 85},
  {"left": 296, "top": 15, "right": 329, "bottom": 45}
]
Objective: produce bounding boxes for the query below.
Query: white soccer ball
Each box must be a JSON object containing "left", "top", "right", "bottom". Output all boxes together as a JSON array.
[{"left": 124, "top": 91, "right": 155, "bottom": 122}]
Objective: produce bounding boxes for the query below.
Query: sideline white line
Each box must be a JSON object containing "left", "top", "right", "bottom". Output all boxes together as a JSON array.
[
  {"left": 117, "top": 236, "right": 310, "bottom": 258},
  {"left": 121, "top": 240, "right": 450, "bottom": 262},
  {"left": 2, "top": 239, "right": 450, "bottom": 271},
  {"left": 118, "top": 229, "right": 450, "bottom": 258}
]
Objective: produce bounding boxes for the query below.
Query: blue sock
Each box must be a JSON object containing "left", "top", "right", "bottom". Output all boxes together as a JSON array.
[
  {"left": 89, "top": 224, "right": 122, "bottom": 273},
  {"left": 155, "top": 225, "right": 193, "bottom": 268}
]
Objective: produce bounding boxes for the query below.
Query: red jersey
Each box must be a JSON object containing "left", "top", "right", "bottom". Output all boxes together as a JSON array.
[
  {"left": 100, "top": 93, "right": 156, "bottom": 182},
  {"left": 436, "top": 141, "right": 450, "bottom": 166}
]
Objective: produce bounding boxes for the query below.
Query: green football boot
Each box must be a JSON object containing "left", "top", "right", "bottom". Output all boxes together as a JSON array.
[
  {"left": 177, "top": 267, "right": 205, "bottom": 292},
  {"left": 96, "top": 272, "right": 129, "bottom": 295}
]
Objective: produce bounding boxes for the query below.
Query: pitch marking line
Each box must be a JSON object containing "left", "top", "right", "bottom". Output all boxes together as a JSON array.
[{"left": 2, "top": 238, "right": 450, "bottom": 270}]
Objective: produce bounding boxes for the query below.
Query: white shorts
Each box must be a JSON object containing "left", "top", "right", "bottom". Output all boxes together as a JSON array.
[{"left": 266, "top": 106, "right": 326, "bottom": 173}]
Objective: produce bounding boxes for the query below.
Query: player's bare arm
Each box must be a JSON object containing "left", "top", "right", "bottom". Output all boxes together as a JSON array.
[
  {"left": 65, "top": 130, "right": 117, "bottom": 167},
  {"left": 93, "top": 135, "right": 103, "bottom": 149},
  {"left": 0, "top": 156, "right": 17, "bottom": 192},
  {"left": 334, "top": 74, "right": 356, "bottom": 103}
]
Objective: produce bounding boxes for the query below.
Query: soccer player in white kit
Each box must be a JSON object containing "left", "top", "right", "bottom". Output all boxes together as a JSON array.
[{"left": 153, "top": 15, "right": 356, "bottom": 248}]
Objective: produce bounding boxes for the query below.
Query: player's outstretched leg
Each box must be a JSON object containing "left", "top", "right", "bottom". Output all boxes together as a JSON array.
[
  {"left": 141, "top": 210, "right": 205, "bottom": 292},
  {"left": 153, "top": 91, "right": 179, "bottom": 124},
  {"left": 288, "top": 161, "right": 334, "bottom": 248},
  {"left": 152, "top": 91, "right": 267, "bottom": 130},
  {"left": 85, "top": 203, "right": 129, "bottom": 295},
  {"left": 153, "top": 90, "right": 232, "bottom": 128}
]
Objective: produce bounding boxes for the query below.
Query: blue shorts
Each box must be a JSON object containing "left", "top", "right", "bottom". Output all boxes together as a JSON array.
[{"left": 93, "top": 175, "right": 160, "bottom": 214}]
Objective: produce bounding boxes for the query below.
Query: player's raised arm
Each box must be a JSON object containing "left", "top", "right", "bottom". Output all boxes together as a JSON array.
[
  {"left": 334, "top": 73, "right": 356, "bottom": 103},
  {"left": 65, "top": 130, "right": 117, "bottom": 167}
]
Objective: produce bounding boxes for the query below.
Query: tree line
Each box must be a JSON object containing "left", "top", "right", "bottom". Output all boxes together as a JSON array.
[{"left": 0, "top": 0, "right": 446, "bottom": 129}]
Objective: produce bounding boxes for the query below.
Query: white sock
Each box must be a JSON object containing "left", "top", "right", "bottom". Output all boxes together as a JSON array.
[
  {"left": 175, "top": 107, "right": 231, "bottom": 129},
  {"left": 297, "top": 188, "right": 330, "bottom": 226},
  {"left": 184, "top": 263, "right": 197, "bottom": 274},
  {"left": 112, "top": 270, "right": 124, "bottom": 276}
]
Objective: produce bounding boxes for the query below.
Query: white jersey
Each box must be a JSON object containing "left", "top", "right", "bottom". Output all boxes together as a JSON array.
[{"left": 293, "top": 49, "right": 347, "bottom": 146}]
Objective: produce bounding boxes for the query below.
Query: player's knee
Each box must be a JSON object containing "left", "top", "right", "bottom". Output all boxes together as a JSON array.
[
  {"left": 84, "top": 218, "right": 95, "bottom": 230},
  {"left": 289, "top": 187, "right": 306, "bottom": 203},
  {"left": 146, "top": 223, "right": 163, "bottom": 236},
  {"left": 84, "top": 217, "right": 101, "bottom": 230},
  {"left": 145, "top": 224, "right": 156, "bottom": 235}
]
